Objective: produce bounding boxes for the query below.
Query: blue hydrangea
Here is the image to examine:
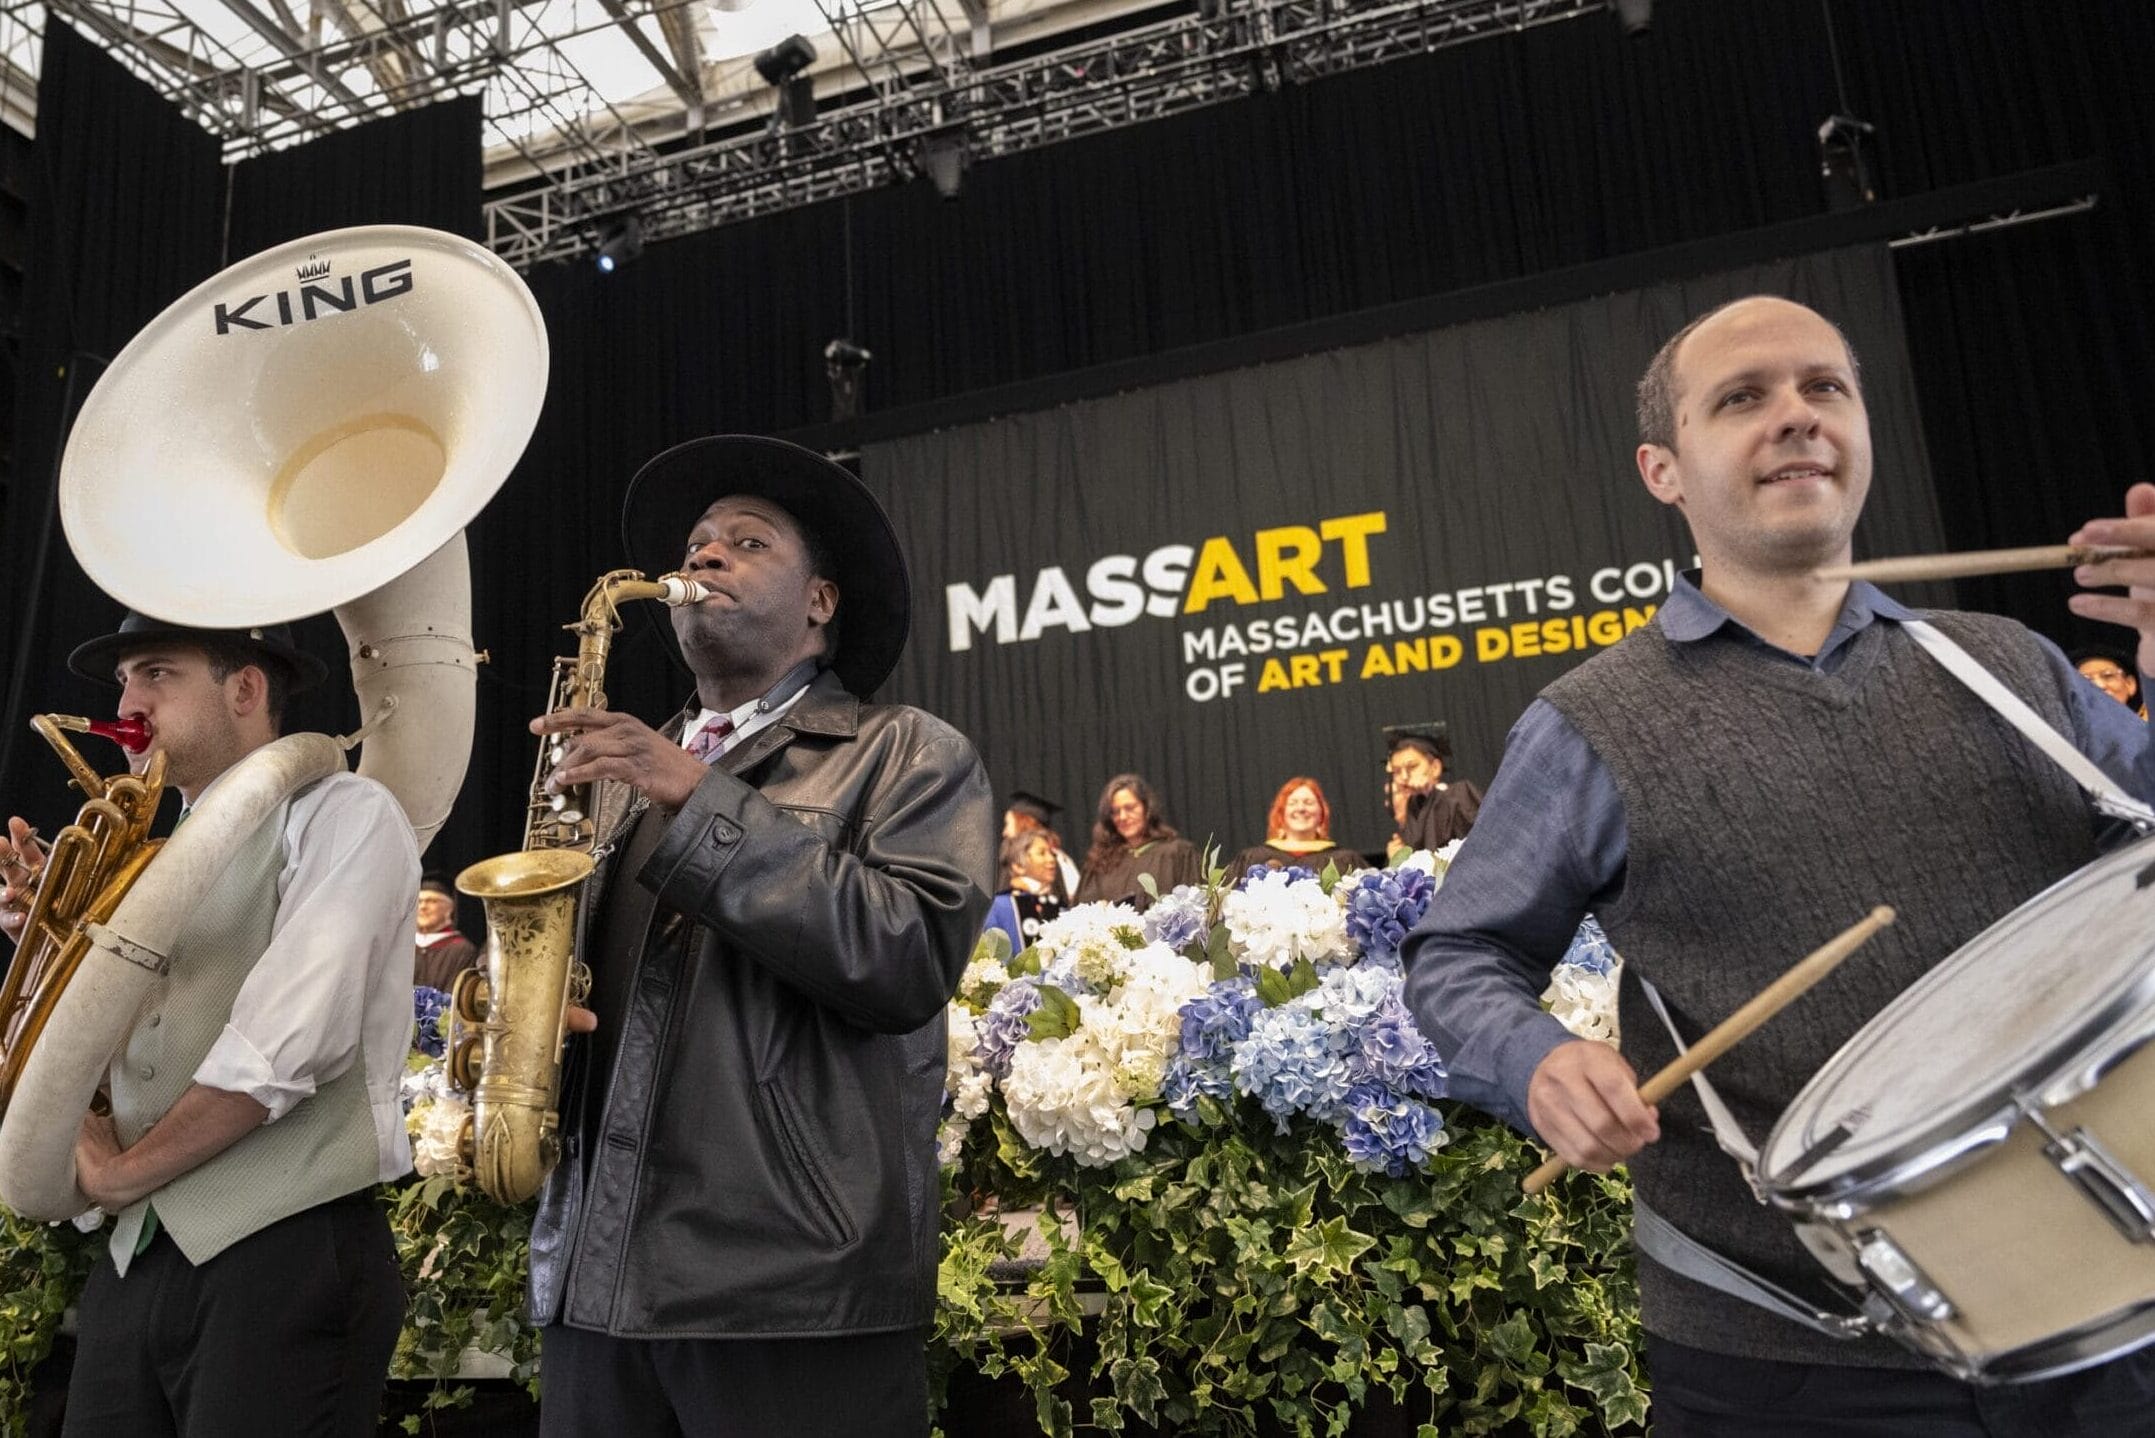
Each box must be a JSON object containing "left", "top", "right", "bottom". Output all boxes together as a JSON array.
[
  {"left": 1142, "top": 884, "right": 1211, "bottom": 951},
  {"left": 974, "top": 977, "right": 1043, "bottom": 1079},
  {"left": 1231, "top": 1002, "right": 1357, "bottom": 1130},
  {"left": 1179, "top": 975, "right": 1263, "bottom": 1064},
  {"left": 1237, "top": 863, "right": 1318, "bottom": 891},
  {"left": 1339, "top": 1084, "right": 1446, "bottom": 1177},
  {"left": 1354, "top": 993, "right": 1447, "bottom": 1102},
  {"left": 1562, "top": 916, "right": 1619, "bottom": 976},
  {"left": 1339, "top": 866, "right": 1437, "bottom": 969},
  {"left": 413, "top": 985, "right": 451, "bottom": 1059}
]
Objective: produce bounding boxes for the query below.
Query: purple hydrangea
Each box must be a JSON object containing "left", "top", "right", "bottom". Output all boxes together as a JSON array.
[
  {"left": 1142, "top": 885, "right": 1212, "bottom": 952},
  {"left": 1340, "top": 867, "right": 1438, "bottom": 969},
  {"left": 1354, "top": 993, "right": 1447, "bottom": 1102},
  {"left": 973, "top": 977, "right": 1043, "bottom": 1079},
  {"left": 1238, "top": 863, "right": 1318, "bottom": 891},
  {"left": 1339, "top": 1084, "right": 1446, "bottom": 1177},
  {"left": 413, "top": 985, "right": 451, "bottom": 1059}
]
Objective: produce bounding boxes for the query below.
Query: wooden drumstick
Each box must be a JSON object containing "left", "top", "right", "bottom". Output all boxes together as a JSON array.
[
  {"left": 1816, "top": 545, "right": 2151, "bottom": 584},
  {"left": 1522, "top": 905, "right": 1896, "bottom": 1196}
]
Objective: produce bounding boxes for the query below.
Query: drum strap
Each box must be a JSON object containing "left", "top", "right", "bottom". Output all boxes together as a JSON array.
[
  {"left": 1631, "top": 1198, "right": 1873, "bottom": 1339},
  {"left": 1638, "top": 976, "right": 1763, "bottom": 1187},
  {"left": 1901, "top": 619, "right": 2155, "bottom": 831}
]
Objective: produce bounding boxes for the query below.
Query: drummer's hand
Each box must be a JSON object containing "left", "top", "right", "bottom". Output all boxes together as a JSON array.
[
  {"left": 534, "top": 708, "right": 708, "bottom": 811},
  {"left": 1527, "top": 1039, "right": 1659, "bottom": 1172},
  {"left": 565, "top": 1005, "right": 597, "bottom": 1035},
  {"left": 0, "top": 817, "right": 47, "bottom": 943},
  {"left": 2070, "top": 483, "right": 2155, "bottom": 674}
]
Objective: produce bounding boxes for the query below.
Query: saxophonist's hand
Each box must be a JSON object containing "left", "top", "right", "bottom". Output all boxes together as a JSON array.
[
  {"left": 0, "top": 817, "right": 47, "bottom": 945},
  {"left": 534, "top": 708, "right": 709, "bottom": 811}
]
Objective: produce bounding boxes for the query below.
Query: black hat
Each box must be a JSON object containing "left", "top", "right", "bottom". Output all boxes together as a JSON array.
[
  {"left": 2069, "top": 645, "right": 2138, "bottom": 674},
  {"left": 419, "top": 874, "right": 458, "bottom": 899},
  {"left": 1006, "top": 790, "right": 1064, "bottom": 826},
  {"left": 621, "top": 435, "right": 910, "bottom": 697},
  {"left": 1382, "top": 720, "right": 1453, "bottom": 762},
  {"left": 67, "top": 612, "right": 328, "bottom": 692}
]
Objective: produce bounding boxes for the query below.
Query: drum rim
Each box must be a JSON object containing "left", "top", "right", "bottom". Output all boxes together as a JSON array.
[{"left": 1758, "top": 836, "right": 2155, "bottom": 1203}]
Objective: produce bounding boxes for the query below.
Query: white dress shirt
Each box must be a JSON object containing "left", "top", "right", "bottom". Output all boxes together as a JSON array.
[
  {"left": 677, "top": 676, "right": 812, "bottom": 761},
  {"left": 190, "top": 768, "right": 420, "bottom": 1181}
]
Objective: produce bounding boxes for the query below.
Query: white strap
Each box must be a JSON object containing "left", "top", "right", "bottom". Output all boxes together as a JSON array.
[
  {"left": 1638, "top": 975, "right": 1762, "bottom": 1188},
  {"left": 1902, "top": 618, "right": 2155, "bottom": 830},
  {"left": 1631, "top": 1198, "right": 1871, "bottom": 1339}
]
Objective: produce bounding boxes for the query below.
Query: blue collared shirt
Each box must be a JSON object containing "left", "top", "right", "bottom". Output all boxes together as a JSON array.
[{"left": 1399, "top": 573, "right": 2155, "bottom": 1136}]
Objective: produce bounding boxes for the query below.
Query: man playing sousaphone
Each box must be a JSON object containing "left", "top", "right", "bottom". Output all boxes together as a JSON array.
[
  {"left": 1402, "top": 296, "right": 2155, "bottom": 1431},
  {"left": 524, "top": 436, "right": 994, "bottom": 1437},
  {"left": 1, "top": 615, "right": 415, "bottom": 1436}
]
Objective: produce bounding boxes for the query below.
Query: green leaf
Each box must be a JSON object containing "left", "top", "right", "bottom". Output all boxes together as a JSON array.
[
  {"left": 1284, "top": 1217, "right": 1376, "bottom": 1276},
  {"left": 1137, "top": 871, "right": 1160, "bottom": 899},
  {"left": 1318, "top": 859, "right": 1341, "bottom": 893},
  {"left": 1205, "top": 923, "right": 1237, "bottom": 981},
  {"left": 1025, "top": 985, "right": 1082, "bottom": 1040},
  {"left": 1007, "top": 943, "right": 1043, "bottom": 977},
  {"left": 1254, "top": 965, "right": 1295, "bottom": 1007},
  {"left": 1285, "top": 957, "right": 1321, "bottom": 1000}
]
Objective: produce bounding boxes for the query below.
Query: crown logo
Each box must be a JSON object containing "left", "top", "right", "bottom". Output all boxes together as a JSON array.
[{"left": 294, "top": 255, "right": 332, "bottom": 282}]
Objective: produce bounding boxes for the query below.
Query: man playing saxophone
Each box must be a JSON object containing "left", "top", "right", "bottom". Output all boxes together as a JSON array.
[
  {"left": 526, "top": 436, "right": 994, "bottom": 1438},
  {"left": 2, "top": 614, "right": 415, "bottom": 1436}
]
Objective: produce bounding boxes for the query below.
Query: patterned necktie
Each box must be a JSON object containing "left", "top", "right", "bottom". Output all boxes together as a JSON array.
[{"left": 685, "top": 714, "right": 736, "bottom": 763}]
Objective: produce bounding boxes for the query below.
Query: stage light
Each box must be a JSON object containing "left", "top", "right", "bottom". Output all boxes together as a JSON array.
[
  {"left": 825, "top": 337, "right": 871, "bottom": 423},
  {"left": 754, "top": 34, "right": 815, "bottom": 86},
  {"left": 916, "top": 132, "right": 968, "bottom": 200},
  {"left": 1818, "top": 113, "right": 1878, "bottom": 212},
  {"left": 595, "top": 216, "right": 644, "bottom": 273},
  {"left": 1613, "top": 0, "right": 1651, "bottom": 37}
]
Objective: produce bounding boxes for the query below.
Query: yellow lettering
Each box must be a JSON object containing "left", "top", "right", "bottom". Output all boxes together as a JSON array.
[
  {"left": 1182, "top": 536, "right": 1261, "bottom": 613},
  {"left": 1429, "top": 634, "right": 1465, "bottom": 669},
  {"left": 1587, "top": 610, "right": 1625, "bottom": 646},
  {"left": 1257, "top": 657, "right": 1290, "bottom": 692},
  {"left": 1253, "top": 525, "right": 1326, "bottom": 601},
  {"left": 1319, "top": 512, "right": 1388, "bottom": 589},
  {"left": 1318, "top": 648, "right": 1348, "bottom": 683},
  {"left": 1361, "top": 643, "right": 1395, "bottom": 679},
  {"left": 1624, "top": 605, "right": 1657, "bottom": 633},
  {"left": 1289, "top": 653, "right": 1322, "bottom": 687},
  {"left": 1476, "top": 627, "right": 1509, "bottom": 662},
  {"left": 1510, "top": 620, "right": 1543, "bottom": 658},
  {"left": 1393, "top": 637, "right": 1428, "bottom": 674}
]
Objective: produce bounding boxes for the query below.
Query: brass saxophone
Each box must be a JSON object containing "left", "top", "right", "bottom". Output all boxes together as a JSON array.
[{"left": 449, "top": 569, "right": 709, "bottom": 1204}]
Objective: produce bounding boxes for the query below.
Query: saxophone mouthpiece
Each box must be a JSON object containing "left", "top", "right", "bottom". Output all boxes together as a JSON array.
[
  {"left": 657, "top": 574, "right": 712, "bottom": 607},
  {"left": 49, "top": 715, "right": 152, "bottom": 753}
]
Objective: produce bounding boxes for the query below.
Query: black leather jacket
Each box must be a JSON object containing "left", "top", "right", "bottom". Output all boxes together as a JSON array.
[{"left": 528, "top": 670, "right": 994, "bottom": 1337}]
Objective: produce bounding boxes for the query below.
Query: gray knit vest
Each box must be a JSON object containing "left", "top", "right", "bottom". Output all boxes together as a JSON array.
[
  {"left": 1542, "top": 609, "right": 2098, "bottom": 1366},
  {"left": 106, "top": 785, "right": 381, "bottom": 1274}
]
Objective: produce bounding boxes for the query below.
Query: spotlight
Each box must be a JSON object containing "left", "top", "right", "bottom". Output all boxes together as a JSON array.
[
  {"left": 594, "top": 216, "right": 644, "bottom": 273},
  {"left": 754, "top": 34, "right": 816, "bottom": 86},
  {"left": 1613, "top": 0, "right": 1651, "bottom": 36},
  {"left": 916, "top": 131, "right": 968, "bottom": 200},
  {"left": 825, "top": 337, "right": 871, "bottom": 423},
  {"left": 1817, "top": 113, "right": 1878, "bottom": 212}
]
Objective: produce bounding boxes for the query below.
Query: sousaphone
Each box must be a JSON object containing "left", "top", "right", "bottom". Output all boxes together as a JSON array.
[{"left": 0, "top": 226, "right": 547, "bottom": 1220}]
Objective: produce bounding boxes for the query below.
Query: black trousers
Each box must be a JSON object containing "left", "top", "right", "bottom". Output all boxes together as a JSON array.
[
  {"left": 538, "top": 1324, "right": 930, "bottom": 1438},
  {"left": 1647, "top": 1335, "right": 2155, "bottom": 1437},
  {"left": 61, "top": 1192, "right": 404, "bottom": 1438}
]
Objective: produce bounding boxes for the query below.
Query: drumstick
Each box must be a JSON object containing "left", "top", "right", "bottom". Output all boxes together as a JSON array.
[
  {"left": 1522, "top": 905, "right": 1896, "bottom": 1196},
  {"left": 1817, "top": 545, "right": 2150, "bottom": 584}
]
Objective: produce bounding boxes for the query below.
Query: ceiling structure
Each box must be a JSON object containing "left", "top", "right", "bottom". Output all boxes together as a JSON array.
[{"left": 0, "top": 0, "right": 1604, "bottom": 264}]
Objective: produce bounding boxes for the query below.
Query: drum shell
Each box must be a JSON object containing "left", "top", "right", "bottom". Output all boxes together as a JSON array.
[{"left": 1777, "top": 1036, "right": 2155, "bottom": 1383}]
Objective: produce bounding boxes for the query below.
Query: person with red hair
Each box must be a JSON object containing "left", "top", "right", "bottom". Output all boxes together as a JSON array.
[{"left": 1223, "top": 777, "right": 1366, "bottom": 886}]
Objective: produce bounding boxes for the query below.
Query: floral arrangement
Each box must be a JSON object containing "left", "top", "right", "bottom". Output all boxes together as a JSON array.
[{"left": 934, "top": 853, "right": 1646, "bottom": 1435}]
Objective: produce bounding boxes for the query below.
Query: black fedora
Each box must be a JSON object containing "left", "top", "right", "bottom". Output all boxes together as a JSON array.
[
  {"left": 68, "top": 612, "right": 328, "bottom": 691},
  {"left": 621, "top": 435, "right": 910, "bottom": 697}
]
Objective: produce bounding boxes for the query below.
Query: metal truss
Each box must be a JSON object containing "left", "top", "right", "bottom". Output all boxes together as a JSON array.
[{"left": 485, "top": 0, "right": 1600, "bottom": 266}]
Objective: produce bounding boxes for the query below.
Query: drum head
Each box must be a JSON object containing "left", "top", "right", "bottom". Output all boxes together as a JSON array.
[{"left": 1761, "top": 835, "right": 2155, "bottom": 1194}]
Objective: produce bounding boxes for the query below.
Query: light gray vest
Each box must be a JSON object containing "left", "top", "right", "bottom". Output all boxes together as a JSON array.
[
  {"left": 1542, "top": 608, "right": 2098, "bottom": 1365},
  {"left": 107, "top": 785, "right": 381, "bottom": 1274}
]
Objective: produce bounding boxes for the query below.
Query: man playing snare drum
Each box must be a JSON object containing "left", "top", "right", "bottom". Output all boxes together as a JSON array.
[{"left": 1403, "top": 296, "right": 2155, "bottom": 1434}]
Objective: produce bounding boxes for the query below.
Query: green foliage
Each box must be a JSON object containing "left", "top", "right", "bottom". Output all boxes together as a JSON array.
[
  {"left": 383, "top": 1176, "right": 542, "bottom": 1430},
  {"left": 934, "top": 1113, "right": 1644, "bottom": 1436},
  {"left": 0, "top": 1210, "right": 95, "bottom": 1437},
  {"left": 1028, "top": 986, "right": 1084, "bottom": 1041}
]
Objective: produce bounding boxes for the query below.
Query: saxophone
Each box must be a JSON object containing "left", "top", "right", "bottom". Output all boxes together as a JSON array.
[{"left": 449, "top": 569, "right": 709, "bottom": 1204}]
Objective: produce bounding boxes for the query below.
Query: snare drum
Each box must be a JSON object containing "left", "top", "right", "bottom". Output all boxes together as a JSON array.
[{"left": 1758, "top": 834, "right": 2155, "bottom": 1383}]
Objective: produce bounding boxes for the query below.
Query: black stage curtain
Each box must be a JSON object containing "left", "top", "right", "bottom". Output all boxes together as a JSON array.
[
  {"left": 860, "top": 248, "right": 1948, "bottom": 855},
  {"left": 0, "top": 24, "right": 482, "bottom": 854}
]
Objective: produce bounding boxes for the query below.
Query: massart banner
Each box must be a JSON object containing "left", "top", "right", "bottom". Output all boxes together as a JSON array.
[{"left": 861, "top": 248, "right": 1949, "bottom": 858}]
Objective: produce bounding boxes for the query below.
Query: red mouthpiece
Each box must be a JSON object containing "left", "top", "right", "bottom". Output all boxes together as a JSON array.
[{"left": 81, "top": 717, "right": 151, "bottom": 753}]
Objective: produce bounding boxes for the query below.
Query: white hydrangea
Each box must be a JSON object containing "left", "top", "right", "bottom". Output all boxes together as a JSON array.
[
  {"left": 408, "top": 1092, "right": 472, "bottom": 1179},
  {"left": 945, "top": 1003, "right": 994, "bottom": 1119},
  {"left": 1396, "top": 839, "right": 1464, "bottom": 880},
  {"left": 1221, "top": 868, "right": 1351, "bottom": 969},
  {"left": 1543, "top": 961, "right": 1622, "bottom": 1046},
  {"left": 1002, "top": 1030, "right": 1158, "bottom": 1165},
  {"left": 959, "top": 951, "right": 1011, "bottom": 999},
  {"left": 1034, "top": 901, "right": 1147, "bottom": 992}
]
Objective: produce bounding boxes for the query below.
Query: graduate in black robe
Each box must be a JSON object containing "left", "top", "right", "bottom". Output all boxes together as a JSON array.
[{"left": 1384, "top": 721, "right": 1483, "bottom": 859}]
